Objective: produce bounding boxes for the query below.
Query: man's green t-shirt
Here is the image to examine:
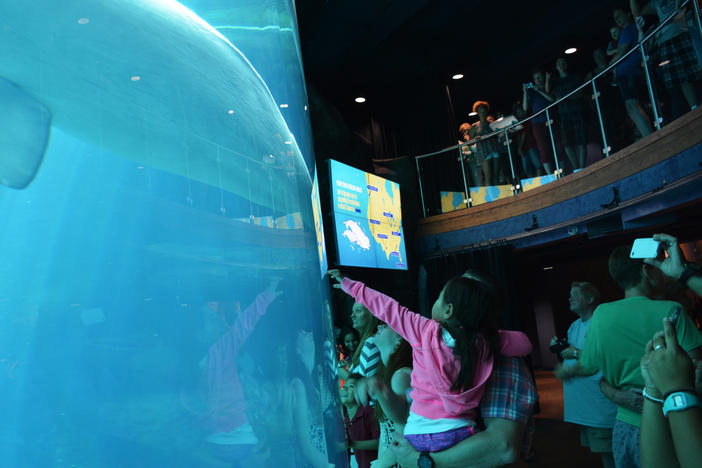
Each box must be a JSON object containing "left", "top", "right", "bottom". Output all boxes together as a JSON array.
[{"left": 579, "top": 296, "right": 702, "bottom": 427}]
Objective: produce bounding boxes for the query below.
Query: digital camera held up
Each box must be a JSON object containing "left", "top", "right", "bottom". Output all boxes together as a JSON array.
[{"left": 550, "top": 337, "right": 570, "bottom": 357}]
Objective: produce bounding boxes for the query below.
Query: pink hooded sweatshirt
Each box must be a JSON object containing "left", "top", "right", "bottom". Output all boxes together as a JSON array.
[{"left": 342, "top": 278, "right": 532, "bottom": 422}]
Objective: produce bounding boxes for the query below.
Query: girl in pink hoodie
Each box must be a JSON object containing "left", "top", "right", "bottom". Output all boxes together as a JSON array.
[{"left": 328, "top": 269, "right": 532, "bottom": 452}]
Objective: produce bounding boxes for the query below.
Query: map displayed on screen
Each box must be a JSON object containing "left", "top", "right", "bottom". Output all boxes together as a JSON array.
[
  {"left": 311, "top": 166, "right": 328, "bottom": 278},
  {"left": 329, "top": 160, "right": 407, "bottom": 270}
]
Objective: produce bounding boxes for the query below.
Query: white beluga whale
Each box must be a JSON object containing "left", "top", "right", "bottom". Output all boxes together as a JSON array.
[{"left": 0, "top": 0, "right": 308, "bottom": 210}]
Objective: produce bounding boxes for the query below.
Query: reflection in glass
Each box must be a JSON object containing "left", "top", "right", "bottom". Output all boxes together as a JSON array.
[{"left": 0, "top": 1, "right": 342, "bottom": 466}]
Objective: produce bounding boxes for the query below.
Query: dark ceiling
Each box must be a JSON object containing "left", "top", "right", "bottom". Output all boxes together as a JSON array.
[{"left": 297, "top": 0, "right": 622, "bottom": 153}]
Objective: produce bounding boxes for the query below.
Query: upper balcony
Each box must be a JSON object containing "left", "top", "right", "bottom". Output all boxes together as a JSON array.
[{"left": 413, "top": 3, "right": 702, "bottom": 257}]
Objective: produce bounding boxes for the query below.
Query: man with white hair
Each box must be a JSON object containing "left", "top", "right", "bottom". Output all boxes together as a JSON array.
[{"left": 553, "top": 281, "right": 617, "bottom": 468}]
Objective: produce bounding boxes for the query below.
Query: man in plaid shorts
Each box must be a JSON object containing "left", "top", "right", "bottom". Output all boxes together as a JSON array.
[
  {"left": 388, "top": 356, "right": 538, "bottom": 468},
  {"left": 631, "top": 0, "right": 701, "bottom": 110}
]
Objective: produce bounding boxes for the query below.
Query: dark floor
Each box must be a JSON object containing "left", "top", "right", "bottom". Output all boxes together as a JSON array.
[{"left": 522, "top": 370, "right": 604, "bottom": 468}]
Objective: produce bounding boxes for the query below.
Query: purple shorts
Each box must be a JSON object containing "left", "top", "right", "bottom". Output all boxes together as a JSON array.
[{"left": 404, "top": 425, "right": 478, "bottom": 452}]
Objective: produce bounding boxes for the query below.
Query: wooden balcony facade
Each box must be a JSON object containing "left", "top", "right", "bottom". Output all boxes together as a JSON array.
[{"left": 416, "top": 108, "right": 702, "bottom": 257}]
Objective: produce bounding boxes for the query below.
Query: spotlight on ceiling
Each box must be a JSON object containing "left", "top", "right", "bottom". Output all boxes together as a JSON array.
[
  {"left": 355, "top": 97, "right": 366, "bottom": 103},
  {"left": 565, "top": 47, "right": 577, "bottom": 55},
  {"left": 658, "top": 60, "right": 670, "bottom": 67},
  {"left": 468, "top": 112, "right": 477, "bottom": 117},
  {"left": 452, "top": 74, "right": 464, "bottom": 80}
]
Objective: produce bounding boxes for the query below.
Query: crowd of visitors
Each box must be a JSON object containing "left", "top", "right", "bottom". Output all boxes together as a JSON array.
[
  {"left": 553, "top": 233, "right": 702, "bottom": 468},
  {"left": 330, "top": 268, "right": 537, "bottom": 468},
  {"left": 326, "top": 231, "right": 701, "bottom": 468},
  {"left": 194, "top": 231, "right": 700, "bottom": 468},
  {"left": 454, "top": 1, "right": 702, "bottom": 188},
  {"left": 191, "top": 5, "right": 702, "bottom": 468}
]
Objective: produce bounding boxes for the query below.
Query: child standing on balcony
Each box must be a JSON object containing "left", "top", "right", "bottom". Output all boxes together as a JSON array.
[{"left": 327, "top": 269, "right": 532, "bottom": 453}]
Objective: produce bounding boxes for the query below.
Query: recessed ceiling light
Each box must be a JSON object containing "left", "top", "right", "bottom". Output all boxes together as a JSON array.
[
  {"left": 452, "top": 74, "right": 464, "bottom": 80},
  {"left": 78, "top": 18, "right": 90, "bottom": 25},
  {"left": 280, "top": 104, "right": 288, "bottom": 108},
  {"left": 658, "top": 60, "right": 670, "bottom": 67},
  {"left": 468, "top": 112, "right": 477, "bottom": 117},
  {"left": 355, "top": 97, "right": 366, "bottom": 103},
  {"left": 565, "top": 47, "right": 577, "bottom": 54},
  {"left": 130, "top": 75, "right": 141, "bottom": 81}
]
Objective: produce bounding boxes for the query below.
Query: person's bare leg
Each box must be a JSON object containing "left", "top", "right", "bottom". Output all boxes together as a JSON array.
[
  {"left": 492, "top": 158, "right": 503, "bottom": 185},
  {"left": 481, "top": 161, "right": 492, "bottom": 186},
  {"left": 577, "top": 145, "right": 586, "bottom": 169},
  {"left": 600, "top": 451, "right": 615, "bottom": 468},
  {"left": 470, "top": 164, "right": 483, "bottom": 188},
  {"left": 680, "top": 82, "right": 699, "bottom": 109},
  {"left": 564, "top": 146, "right": 577, "bottom": 171},
  {"left": 626, "top": 99, "right": 651, "bottom": 137}
]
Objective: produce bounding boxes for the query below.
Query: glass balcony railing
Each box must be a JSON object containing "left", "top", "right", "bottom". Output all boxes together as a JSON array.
[{"left": 416, "top": 0, "right": 702, "bottom": 217}]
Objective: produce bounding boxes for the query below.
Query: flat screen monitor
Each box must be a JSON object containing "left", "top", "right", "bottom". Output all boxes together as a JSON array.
[
  {"left": 328, "top": 160, "right": 407, "bottom": 270},
  {"left": 311, "top": 166, "right": 328, "bottom": 277}
]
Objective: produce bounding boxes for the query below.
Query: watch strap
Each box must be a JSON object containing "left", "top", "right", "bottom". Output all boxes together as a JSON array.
[
  {"left": 678, "top": 263, "right": 701, "bottom": 287},
  {"left": 642, "top": 387, "right": 664, "bottom": 404},
  {"left": 662, "top": 391, "right": 700, "bottom": 417}
]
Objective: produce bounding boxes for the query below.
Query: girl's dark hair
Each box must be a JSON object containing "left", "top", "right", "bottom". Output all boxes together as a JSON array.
[
  {"left": 441, "top": 272, "right": 501, "bottom": 392},
  {"left": 339, "top": 326, "right": 360, "bottom": 356},
  {"left": 374, "top": 339, "right": 412, "bottom": 422},
  {"left": 347, "top": 372, "right": 364, "bottom": 382}
]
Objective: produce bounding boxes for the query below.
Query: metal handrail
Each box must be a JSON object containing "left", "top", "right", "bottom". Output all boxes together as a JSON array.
[{"left": 415, "top": 0, "right": 694, "bottom": 161}]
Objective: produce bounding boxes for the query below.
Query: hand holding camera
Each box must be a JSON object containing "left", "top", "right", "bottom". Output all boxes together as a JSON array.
[{"left": 550, "top": 336, "right": 570, "bottom": 360}]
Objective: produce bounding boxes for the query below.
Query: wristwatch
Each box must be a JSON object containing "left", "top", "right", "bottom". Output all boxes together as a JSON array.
[
  {"left": 678, "top": 263, "right": 701, "bottom": 287},
  {"left": 418, "top": 451, "right": 434, "bottom": 468},
  {"left": 662, "top": 391, "right": 700, "bottom": 417}
]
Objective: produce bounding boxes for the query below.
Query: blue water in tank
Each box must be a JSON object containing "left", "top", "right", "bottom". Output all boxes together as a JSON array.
[{"left": 0, "top": 1, "right": 344, "bottom": 466}]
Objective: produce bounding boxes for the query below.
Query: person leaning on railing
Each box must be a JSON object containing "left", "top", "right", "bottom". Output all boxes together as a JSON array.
[
  {"left": 630, "top": 0, "right": 701, "bottom": 111},
  {"left": 611, "top": 7, "right": 654, "bottom": 139},
  {"left": 468, "top": 101, "right": 501, "bottom": 186},
  {"left": 522, "top": 71, "right": 560, "bottom": 174},
  {"left": 511, "top": 102, "right": 543, "bottom": 178},
  {"left": 552, "top": 57, "right": 588, "bottom": 170},
  {"left": 458, "top": 122, "right": 482, "bottom": 188}
]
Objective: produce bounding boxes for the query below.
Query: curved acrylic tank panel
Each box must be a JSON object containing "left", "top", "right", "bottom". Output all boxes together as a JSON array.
[{"left": 0, "top": 1, "right": 344, "bottom": 466}]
